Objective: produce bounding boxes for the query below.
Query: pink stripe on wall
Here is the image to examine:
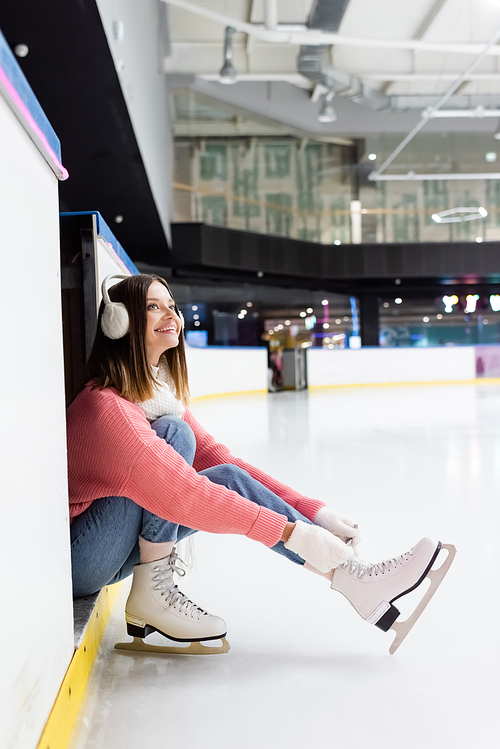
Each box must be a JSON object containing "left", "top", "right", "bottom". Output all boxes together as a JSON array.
[{"left": 0, "top": 63, "right": 69, "bottom": 181}]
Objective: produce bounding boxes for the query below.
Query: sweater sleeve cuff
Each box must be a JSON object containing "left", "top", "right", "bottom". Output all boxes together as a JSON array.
[
  {"left": 245, "top": 507, "right": 287, "bottom": 547},
  {"left": 295, "top": 497, "right": 326, "bottom": 522}
]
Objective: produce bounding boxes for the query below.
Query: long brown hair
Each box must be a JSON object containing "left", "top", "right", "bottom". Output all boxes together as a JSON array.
[{"left": 86, "top": 274, "right": 190, "bottom": 404}]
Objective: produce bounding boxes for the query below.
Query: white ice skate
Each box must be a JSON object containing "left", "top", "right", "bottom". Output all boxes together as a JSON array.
[
  {"left": 115, "top": 550, "right": 230, "bottom": 655},
  {"left": 331, "top": 537, "right": 456, "bottom": 654}
]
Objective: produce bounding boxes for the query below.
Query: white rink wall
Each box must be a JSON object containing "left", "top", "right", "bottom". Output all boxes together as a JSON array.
[
  {"left": 185, "top": 345, "right": 478, "bottom": 401},
  {"left": 0, "top": 97, "right": 73, "bottom": 748},
  {"left": 187, "top": 345, "right": 268, "bottom": 400},
  {"left": 307, "top": 345, "right": 477, "bottom": 387}
]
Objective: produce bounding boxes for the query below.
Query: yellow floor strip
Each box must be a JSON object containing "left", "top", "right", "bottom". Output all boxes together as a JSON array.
[
  {"left": 37, "top": 582, "right": 123, "bottom": 749},
  {"left": 191, "top": 379, "right": 500, "bottom": 402},
  {"left": 309, "top": 377, "right": 500, "bottom": 391},
  {"left": 191, "top": 388, "right": 267, "bottom": 403}
]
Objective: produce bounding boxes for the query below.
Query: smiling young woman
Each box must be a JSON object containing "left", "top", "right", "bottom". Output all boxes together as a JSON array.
[{"left": 66, "top": 273, "right": 455, "bottom": 656}]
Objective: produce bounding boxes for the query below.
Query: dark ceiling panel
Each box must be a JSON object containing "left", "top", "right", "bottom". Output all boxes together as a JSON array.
[
  {"left": 171, "top": 223, "right": 500, "bottom": 295},
  {"left": 0, "top": 0, "right": 170, "bottom": 265}
]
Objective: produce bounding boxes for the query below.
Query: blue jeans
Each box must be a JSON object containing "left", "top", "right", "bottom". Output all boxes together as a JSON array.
[{"left": 70, "top": 416, "right": 312, "bottom": 598}]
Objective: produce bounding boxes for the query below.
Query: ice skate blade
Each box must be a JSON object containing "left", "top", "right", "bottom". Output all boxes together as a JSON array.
[
  {"left": 389, "top": 543, "right": 456, "bottom": 655},
  {"left": 115, "top": 636, "right": 230, "bottom": 656}
]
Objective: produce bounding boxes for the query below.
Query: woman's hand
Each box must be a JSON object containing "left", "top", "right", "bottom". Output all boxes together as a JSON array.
[
  {"left": 283, "top": 520, "right": 354, "bottom": 572},
  {"left": 314, "top": 507, "right": 362, "bottom": 554}
]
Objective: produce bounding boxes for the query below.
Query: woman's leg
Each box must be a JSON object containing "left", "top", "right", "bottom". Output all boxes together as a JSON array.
[
  {"left": 140, "top": 416, "right": 198, "bottom": 558},
  {"left": 71, "top": 419, "right": 199, "bottom": 596},
  {"left": 70, "top": 496, "right": 143, "bottom": 597},
  {"left": 198, "top": 464, "right": 312, "bottom": 565}
]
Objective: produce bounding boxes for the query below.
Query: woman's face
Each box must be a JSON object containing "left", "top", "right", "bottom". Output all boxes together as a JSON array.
[{"left": 144, "top": 281, "right": 182, "bottom": 365}]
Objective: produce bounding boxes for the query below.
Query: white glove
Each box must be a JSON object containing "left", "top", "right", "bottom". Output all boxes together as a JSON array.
[
  {"left": 314, "top": 507, "right": 362, "bottom": 553},
  {"left": 284, "top": 520, "right": 354, "bottom": 573}
]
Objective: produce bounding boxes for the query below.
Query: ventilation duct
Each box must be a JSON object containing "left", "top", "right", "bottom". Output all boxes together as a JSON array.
[
  {"left": 299, "top": 0, "right": 390, "bottom": 111},
  {"left": 298, "top": 45, "right": 390, "bottom": 111}
]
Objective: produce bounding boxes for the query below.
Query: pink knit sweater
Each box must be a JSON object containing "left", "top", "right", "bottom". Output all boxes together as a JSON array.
[{"left": 66, "top": 384, "right": 325, "bottom": 548}]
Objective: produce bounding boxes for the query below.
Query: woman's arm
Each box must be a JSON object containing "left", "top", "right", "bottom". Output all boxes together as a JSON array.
[
  {"left": 67, "top": 386, "right": 288, "bottom": 547},
  {"left": 182, "top": 408, "right": 325, "bottom": 522}
]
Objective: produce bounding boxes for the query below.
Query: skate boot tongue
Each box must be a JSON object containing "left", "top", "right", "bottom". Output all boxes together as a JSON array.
[{"left": 151, "top": 554, "right": 208, "bottom": 621}]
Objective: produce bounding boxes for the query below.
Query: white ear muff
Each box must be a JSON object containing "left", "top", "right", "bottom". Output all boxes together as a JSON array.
[{"left": 101, "top": 274, "right": 131, "bottom": 339}]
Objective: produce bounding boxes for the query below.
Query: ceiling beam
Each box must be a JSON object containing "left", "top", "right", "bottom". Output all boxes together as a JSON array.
[
  {"left": 413, "top": 0, "right": 449, "bottom": 40},
  {"left": 161, "top": 0, "right": 500, "bottom": 56}
]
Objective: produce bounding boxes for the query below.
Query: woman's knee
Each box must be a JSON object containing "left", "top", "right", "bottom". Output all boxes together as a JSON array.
[{"left": 151, "top": 416, "right": 196, "bottom": 463}]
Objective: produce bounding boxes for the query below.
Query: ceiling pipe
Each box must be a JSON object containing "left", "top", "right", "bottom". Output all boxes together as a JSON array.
[
  {"left": 370, "top": 26, "right": 500, "bottom": 180},
  {"left": 423, "top": 107, "right": 500, "bottom": 118},
  {"left": 265, "top": 0, "right": 278, "bottom": 31},
  {"left": 373, "top": 173, "right": 500, "bottom": 181},
  {"left": 160, "top": 0, "right": 500, "bottom": 55}
]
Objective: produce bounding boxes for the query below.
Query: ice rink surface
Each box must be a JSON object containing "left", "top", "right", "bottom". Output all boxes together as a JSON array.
[{"left": 70, "top": 384, "right": 500, "bottom": 749}]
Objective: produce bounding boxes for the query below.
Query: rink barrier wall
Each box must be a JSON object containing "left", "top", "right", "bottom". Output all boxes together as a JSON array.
[{"left": 36, "top": 584, "right": 123, "bottom": 749}]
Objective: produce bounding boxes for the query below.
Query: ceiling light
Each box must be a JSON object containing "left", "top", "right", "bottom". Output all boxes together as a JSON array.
[
  {"left": 476, "top": 237, "right": 483, "bottom": 242},
  {"left": 432, "top": 207, "right": 488, "bottom": 223},
  {"left": 318, "top": 90, "right": 337, "bottom": 123},
  {"left": 423, "top": 317, "right": 429, "bottom": 322},
  {"left": 443, "top": 295, "right": 459, "bottom": 313},
  {"left": 383, "top": 302, "right": 389, "bottom": 308},
  {"left": 246, "top": 301, "right": 253, "bottom": 307},
  {"left": 368, "top": 153, "right": 377, "bottom": 161},
  {"left": 334, "top": 239, "right": 341, "bottom": 245},
  {"left": 114, "top": 215, "right": 124, "bottom": 224},
  {"left": 437, "top": 314, "right": 443, "bottom": 319},
  {"left": 465, "top": 294, "right": 479, "bottom": 313},
  {"left": 306, "top": 307, "right": 313, "bottom": 313},
  {"left": 490, "top": 294, "right": 500, "bottom": 311},
  {"left": 219, "top": 27, "right": 237, "bottom": 84},
  {"left": 395, "top": 298, "right": 402, "bottom": 304},
  {"left": 323, "top": 323, "right": 330, "bottom": 329},
  {"left": 300, "top": 311, "right": 306, "bottom": 318},
  {"left": 321, "top": 299, "right": 328, "bottom": 306},
  {"left": 194, "top": 321, "right": 200, "bottom": 326},
  {"left": 486, "top": 151, "right": 497, "bottom": 162}
]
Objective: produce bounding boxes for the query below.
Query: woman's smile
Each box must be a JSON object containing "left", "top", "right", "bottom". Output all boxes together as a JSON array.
[{"left": 146, "top": 280, "right": 181, "bottom": 363}]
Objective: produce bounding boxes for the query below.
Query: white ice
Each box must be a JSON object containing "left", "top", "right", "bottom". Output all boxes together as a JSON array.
[{"left": 70, "top": 384, "right": 500, "bottom": 749}]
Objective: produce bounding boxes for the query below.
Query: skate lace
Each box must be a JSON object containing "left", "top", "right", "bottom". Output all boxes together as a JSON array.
[
  {"left": 341, "top": 548, "right": 414, "bottom": 579},
  {"left": 151, "top": 551, "right": 208, "bottom": 621}
]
